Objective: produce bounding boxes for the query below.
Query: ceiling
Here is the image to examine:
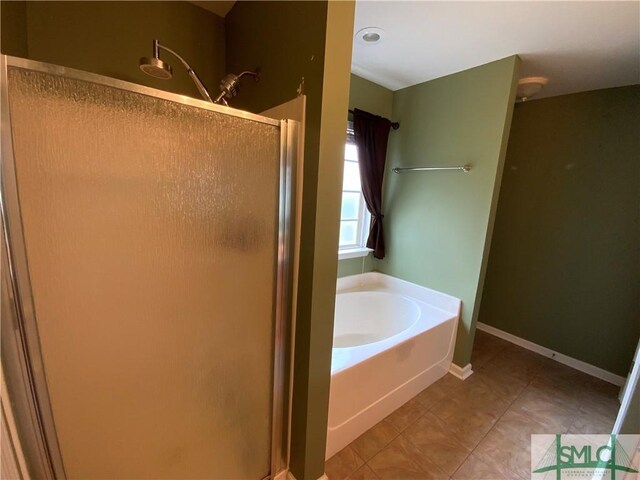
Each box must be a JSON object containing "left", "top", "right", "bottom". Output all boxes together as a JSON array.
[
  {"left": 352, "top": 1, "right": 640, "bottom": 98},
  {"left": 190, "top": 1, "right": 236, "bottom": 18}
]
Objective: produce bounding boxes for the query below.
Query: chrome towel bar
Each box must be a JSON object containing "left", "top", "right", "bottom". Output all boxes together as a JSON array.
[{"left": 392, "top": 165, "right": 471, "bottom": 174}]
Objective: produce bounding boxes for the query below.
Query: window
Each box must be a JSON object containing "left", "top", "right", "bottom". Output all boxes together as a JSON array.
[{"left": 338, "top": 122, "right": 370, "bottom": 257}]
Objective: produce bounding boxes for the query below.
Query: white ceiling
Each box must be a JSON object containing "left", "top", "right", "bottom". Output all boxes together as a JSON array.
[{"left": 352, "top": 1, "right": 640, "bottom": 98}]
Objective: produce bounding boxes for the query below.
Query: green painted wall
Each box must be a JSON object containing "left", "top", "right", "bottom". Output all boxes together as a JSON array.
[
  {"left": 348, "top": 73, "right": 393, "bottom": 118},
  {"left": 337, "top": 254, "right": 375, "bottom": 278},
  {"left": 375, "top": 56, "right": 520, "bottom": 368},
  {"left": 226, "top": 2, "right": 355, "bottom": 478},
  {"left": 338, "top": 74, "right": 394, "bottom": 278},
  {"left": 0, "top": 1, "right": 225, "bottom": 100},
  {"left": 0, "top": 1, "right": 27, "bottom": 57},
  {"left": 478, "top": 86, "right": 640, "bottom": 377}
]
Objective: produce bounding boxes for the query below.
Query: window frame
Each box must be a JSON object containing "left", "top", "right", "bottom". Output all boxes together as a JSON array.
[{"left": 338, "top": 121, "right": 372, "bottom": 257}]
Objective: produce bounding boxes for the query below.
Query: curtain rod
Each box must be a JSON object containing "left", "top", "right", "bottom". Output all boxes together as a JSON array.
[{"left": 348, "top": 109, "right": 400, "bottom": 130}]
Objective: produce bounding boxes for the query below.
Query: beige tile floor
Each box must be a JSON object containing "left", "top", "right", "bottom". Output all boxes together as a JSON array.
[{"left": 325, "top": 330, "right": 621, "bottom": 480}]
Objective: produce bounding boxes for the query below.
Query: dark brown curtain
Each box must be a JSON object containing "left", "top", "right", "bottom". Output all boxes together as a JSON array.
[{"left": 353, "top": 108, "right": 392, "bottom": 259}]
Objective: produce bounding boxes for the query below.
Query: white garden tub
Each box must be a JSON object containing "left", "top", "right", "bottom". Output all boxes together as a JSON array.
[{"left": 326, "top": 272, "right": 461, "bottom": 459}]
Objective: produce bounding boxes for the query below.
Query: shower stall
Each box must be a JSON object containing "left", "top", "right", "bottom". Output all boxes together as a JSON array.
[{"left": 0, "top": 55, "right": 298, "bottom": 479}]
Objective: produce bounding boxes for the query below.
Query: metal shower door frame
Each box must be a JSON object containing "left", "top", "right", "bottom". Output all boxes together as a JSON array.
[{"left": 0, "top": 55, "right": 296, "bottom": 480}]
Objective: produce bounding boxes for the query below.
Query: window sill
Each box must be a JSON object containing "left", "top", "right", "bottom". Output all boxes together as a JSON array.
[{"left": 338, "top": 247, "right": 373, "bottom": 260}]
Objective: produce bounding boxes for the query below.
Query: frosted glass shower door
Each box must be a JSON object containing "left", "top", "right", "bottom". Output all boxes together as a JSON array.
[{"left": 3, "top": 61, "right": 288, "bottom": 479}]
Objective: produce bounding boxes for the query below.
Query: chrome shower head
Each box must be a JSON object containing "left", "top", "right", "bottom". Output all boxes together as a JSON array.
[
  {"left": 139, "top": 39, "right": 173, "bottom": 79},
  {"left": 139, "top": 56, "right": 173, "bottom": 80},
  {"left": 138, "top": 39, "right": 212, "bottom": 102}
]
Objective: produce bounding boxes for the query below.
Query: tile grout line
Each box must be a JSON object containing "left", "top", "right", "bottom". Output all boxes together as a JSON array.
[
  {"left": 392, "top": 359, "right": 500, "bottom": 477},
  {"left": 451, "top": 344, "right": 513, "bottom": 473},
  {"left": 366, "top": 378, "right": 469, "bottom": 478},
  {"left": 352, "top": 448, "right": 367, "bottom": 478},
  {"left": 447, "top": 342, "right": 531, "bottom": 479},
  {"left": 444, "top": 338, "right": 538, "bottom": 478},
  {"left": 346, "top": 418, "right": 402, "bottom": 478},
  {"left": 452, "top": 353, "right": 585, "bottom": 479},
  {"left": 388, "top": 344, "right": 500, "bottom": 479}
]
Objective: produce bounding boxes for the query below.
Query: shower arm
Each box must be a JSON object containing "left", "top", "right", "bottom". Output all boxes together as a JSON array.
[{"left": 155, "top": 40, "right": 213, "bottom": 103}]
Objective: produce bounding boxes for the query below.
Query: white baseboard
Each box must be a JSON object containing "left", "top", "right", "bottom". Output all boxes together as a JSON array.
[
  {"left": 275, "top": 470, "right": 289, "bottom": 480},
  {"left": 449, "top": 362, "right": 474, "bottom": 380},
  {"left": 476, "top": 322, "right": 626, "bottom": 387}
]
